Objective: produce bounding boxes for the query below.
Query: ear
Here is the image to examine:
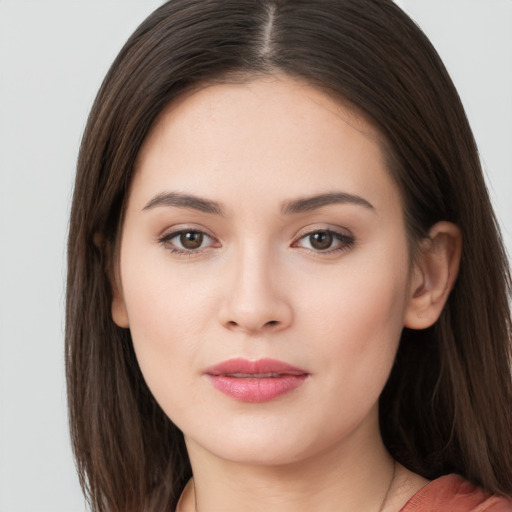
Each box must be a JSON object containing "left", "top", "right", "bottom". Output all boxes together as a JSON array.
[
  {"left": 111, "top": 273, "right": 130, "bottom": 328},
  {"left": 94, "top": 232, "right": 130, "bottom": 328},
  {"left": 404, "top": 221, "right": 462, "bottom": 330}
]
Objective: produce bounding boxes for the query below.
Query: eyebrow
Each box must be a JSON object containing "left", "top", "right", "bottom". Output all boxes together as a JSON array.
[
  {"left": 142, "top": 191, "right": 375, "bottom": 216},
  {"left": 143, "top": 192, "right": 225, "bottom": 215},
  {"left": 281, "top": 192, "right": 375, "bottom": 214}
]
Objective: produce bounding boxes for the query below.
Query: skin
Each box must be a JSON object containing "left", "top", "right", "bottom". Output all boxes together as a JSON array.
[{"left": 112, "top": 76, "right": 461, "bottom": 511}]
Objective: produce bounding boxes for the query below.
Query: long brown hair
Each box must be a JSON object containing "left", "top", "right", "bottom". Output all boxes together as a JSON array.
[{"left": 66, "top": 1, "right": 512, "bottom": 510}]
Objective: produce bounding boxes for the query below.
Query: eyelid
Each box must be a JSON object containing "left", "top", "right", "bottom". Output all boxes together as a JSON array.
[
  {"left": 157, "top": 225, "right": 221, "bottom": 255},
  {"left": 291, "top": 226, "right": 355, "bottom": 254},
  {"left": 156, "top": 224, "right": 354, "bottom": 256}
]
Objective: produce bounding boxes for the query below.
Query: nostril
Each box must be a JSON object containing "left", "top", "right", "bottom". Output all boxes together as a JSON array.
[{"left": 265, "top": 320, "right": 279, "bottom": 327}]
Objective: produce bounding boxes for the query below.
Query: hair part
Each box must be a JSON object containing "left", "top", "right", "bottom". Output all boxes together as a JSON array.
[{"left": 66, "top": 1, "right": 512, "bottom": 510}]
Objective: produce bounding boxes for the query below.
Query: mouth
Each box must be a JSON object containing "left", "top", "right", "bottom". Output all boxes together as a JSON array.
[{"left": 204, "top": 358, "right": 309, "bottom": 403}]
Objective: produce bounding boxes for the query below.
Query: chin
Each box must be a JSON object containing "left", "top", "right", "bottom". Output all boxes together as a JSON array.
[
  {"left": 199, "top": 440, "right": 313, "bottom": 467},
  {"left": 183, "top": 415, "right": 343, "bottom": 469}
]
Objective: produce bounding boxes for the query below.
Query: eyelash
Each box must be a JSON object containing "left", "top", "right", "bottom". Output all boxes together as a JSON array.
[
  {"left": 292, "top": 229, "right": 355, "bottom": 254},
  {"left": 157, "top": 229, "right": 218, "bottom": 256},
  {"left": 157, "top": 228, "right": 355, "bottom": 257}
]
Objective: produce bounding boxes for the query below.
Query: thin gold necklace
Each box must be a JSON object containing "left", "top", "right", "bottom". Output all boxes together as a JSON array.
[
  {"left": 178, "top": 460, "right": 398, "bottom": 512},
  {"left": 378, "top": 459, "right": 397, "bottom": 512}
]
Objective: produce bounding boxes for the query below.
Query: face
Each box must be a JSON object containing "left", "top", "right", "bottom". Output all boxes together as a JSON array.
[{"left": 113, "top": 76, "right": 416, "bottom": 466}]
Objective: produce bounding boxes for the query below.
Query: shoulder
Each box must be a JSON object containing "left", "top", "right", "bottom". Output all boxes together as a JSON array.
[{"left": 400, "top": 474, "right": 512, "bottom": 512}]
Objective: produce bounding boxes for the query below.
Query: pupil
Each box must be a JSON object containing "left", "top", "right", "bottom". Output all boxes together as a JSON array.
[
  {"left": 180, "top": 231, "right": 203, "bottom": 249},
  {"left": 310, "top": 232, "right": 332, "bottom": 250}
]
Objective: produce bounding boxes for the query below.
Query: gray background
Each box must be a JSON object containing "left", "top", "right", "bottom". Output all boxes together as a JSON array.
[{"left": 0, "top": 1, "right": 510, "bottom": 510}]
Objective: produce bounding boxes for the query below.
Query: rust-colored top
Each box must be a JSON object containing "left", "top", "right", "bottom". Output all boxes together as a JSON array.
[{"left": 401, "top": 474, "right": 512, "bottom": 511}]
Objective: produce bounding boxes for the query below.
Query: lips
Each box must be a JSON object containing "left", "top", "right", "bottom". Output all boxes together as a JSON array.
[{"left": 204, "top": 358, "right": 309, "bottom": 403}]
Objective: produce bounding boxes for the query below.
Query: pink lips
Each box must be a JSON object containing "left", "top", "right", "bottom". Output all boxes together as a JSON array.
[{"left": 204, "top": 358, "right": 308, "bottom": 403}]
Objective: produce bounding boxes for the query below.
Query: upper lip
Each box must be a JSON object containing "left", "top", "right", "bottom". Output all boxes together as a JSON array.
[{"left": 204, "top": 358, "right": 308, "bottom": 377}]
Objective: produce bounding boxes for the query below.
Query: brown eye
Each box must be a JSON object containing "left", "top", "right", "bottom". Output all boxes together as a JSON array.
[
  {"left": 309, "top": 231, "right": 333, "bottom": 250},
  {"left": 159, "top": 229, "right": 216, "bottom": 254},
  {"left": 179, "top": 231, "right": 204, "bottom": 249},
  {"left": 293, "top": 229, "right": 355, "bottom": 254}
]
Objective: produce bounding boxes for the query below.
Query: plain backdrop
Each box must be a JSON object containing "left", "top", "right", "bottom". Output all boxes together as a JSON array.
[{"left": 0, "top": 1, "right": 510, "bottom": 511}]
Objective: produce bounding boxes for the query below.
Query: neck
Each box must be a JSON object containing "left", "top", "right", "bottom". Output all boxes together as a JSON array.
[{"left": 181, "top": 424, "right": 397, "bottom": 512}]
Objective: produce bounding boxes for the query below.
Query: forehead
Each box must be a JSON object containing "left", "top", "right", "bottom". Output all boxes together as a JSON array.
[
  {"left": 129, "top": 75, "right": 399, "bottom": 216},
  {"left": 138, "top": 75, "right": 383, "bottom": 160}
]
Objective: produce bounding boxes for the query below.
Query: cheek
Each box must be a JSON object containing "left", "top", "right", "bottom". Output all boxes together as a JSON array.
[
  {"left": 118, "top": 247, "right": 217, "bottom": 403},
  {"left": 296, "top": 248, "right": 410, "bottom": 395},
  {"left": 120, "top": 232, "right": 217, "bottom": 335},
  {"left": 301, "top": 249, "right": 409, "bottom": 338}
]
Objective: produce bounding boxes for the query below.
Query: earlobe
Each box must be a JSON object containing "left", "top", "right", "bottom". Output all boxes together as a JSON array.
[
  {"left": 112, "top": 284, "right": 130, "bottom": 328},
  {"left": 404, "top": 221, "right": 462, "bottom": 330},
  {"left": 94, "top": 232, "right": 130, "bottom": 328},
  {"left": 111, "top": 261, "right": 129, "bottom": 328}
]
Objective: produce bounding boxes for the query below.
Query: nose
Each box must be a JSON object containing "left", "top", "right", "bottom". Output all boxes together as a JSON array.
[{"left": 218, "top": 245, "right": 293, "bottom": 335}]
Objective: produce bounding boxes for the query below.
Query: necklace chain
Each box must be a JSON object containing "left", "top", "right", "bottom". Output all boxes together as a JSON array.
[
  {"left": 378, "top": 459, "right": 397, "bottom": 512},
  {"left": 179, "top": 459, "right": 398, "bottom": 512}
]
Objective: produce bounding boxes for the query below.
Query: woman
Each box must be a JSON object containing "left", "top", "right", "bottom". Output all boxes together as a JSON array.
[{"left": 66, "top": 0, "right": 512, "bottom": 510}]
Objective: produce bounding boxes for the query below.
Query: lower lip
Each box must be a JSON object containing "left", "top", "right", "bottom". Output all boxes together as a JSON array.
[{"left": 207, "top": 374, "right": 308, "bottom": 402}]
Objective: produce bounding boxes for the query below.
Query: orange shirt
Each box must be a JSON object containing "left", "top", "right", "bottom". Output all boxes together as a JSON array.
[{"left": 401, "top": 474, "right": 512, "bottom": 511}]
